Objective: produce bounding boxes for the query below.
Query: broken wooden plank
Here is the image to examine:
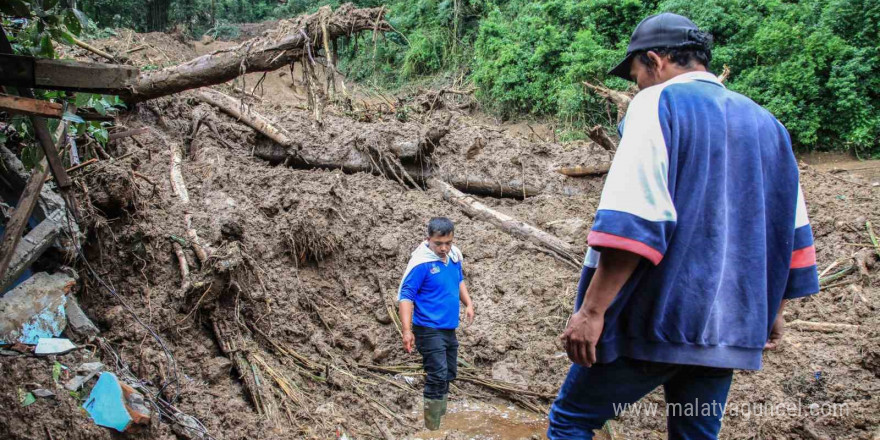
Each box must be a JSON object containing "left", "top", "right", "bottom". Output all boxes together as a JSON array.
[
  {"left": 31, "top": 115, "right": 71, "bottom": 189},
  {"left": 0, "top": 145, "right": 80, "bottom": 244},
  {"left": 0, "top": 54, "right": 137, "bottom": 94},
  {"left": 0, "top": 94, "right": 114, "bottom": 121},
  {"left": 0, "top": 216, "right": 62, "bottom": 293},
  {"left": 0, "top": 94, "right": 65, "bottom": 118},
  {"left": 0, "top": 103, "right": 73, "bottom": 282},
  {"left": 0, "top": 150, "right": 57, "bottom": 284}
]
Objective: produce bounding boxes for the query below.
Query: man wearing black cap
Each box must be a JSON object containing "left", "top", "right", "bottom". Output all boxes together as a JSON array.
[{"left": 548, "top": 13, "right": 820, "bottom": 439}]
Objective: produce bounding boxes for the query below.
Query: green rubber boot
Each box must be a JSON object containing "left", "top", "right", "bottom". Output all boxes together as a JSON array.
[
  {"left": 440, "top": 395, "right": 448, "bottom": 416},
  {"left": 424, "top": 398, "right": 444, "bottom": 430}
]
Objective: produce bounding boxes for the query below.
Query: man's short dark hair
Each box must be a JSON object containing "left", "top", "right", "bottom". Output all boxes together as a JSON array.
[
  {"left": 427, "top": 217, "right": 454, "bottom": 237},
  {"left": 636, "top": 30, "right": 713, "bottom": 71}
]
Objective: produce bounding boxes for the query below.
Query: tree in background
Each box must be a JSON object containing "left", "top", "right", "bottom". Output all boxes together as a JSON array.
[{"left": 10, "top": 0, "right": 879, "bottom": 154}]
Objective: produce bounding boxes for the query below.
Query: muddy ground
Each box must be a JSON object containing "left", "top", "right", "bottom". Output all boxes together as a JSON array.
[{"left": 1, "top": 28, "right": 879, "bottom": 440}]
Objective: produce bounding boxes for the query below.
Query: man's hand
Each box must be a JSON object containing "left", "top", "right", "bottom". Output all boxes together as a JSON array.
[
  {"left": 402, "top": 330, "right": 415, "bottom": 353},
  {"left": 764, "top": 313, "right": 785, "bottom": 351},
  {"left": 465, "top": 304, "right": 475, "bottom": 325},
  {"left": 560, "top": 310, "right": 605, "bottom": 367}
]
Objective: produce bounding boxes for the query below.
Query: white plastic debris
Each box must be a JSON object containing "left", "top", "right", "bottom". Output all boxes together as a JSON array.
[{"left": 34, "top": 338, "right": 77, "bottom": 355}]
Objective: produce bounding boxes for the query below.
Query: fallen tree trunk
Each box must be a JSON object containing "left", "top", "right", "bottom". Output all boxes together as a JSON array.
[
  {"left": 271, "top": 148, "right": 542, "bottom": 198},
  {"left": 198, "top": 93, "right": 539, "bottom": 199},
  {"left": 194, "top": 89, "right": 298, "bottom": 147},
  {"left": 428, "top": 178, "right": 580, "bottom": 268},
  {"left": 127, "top": 4, "right": 389, "bottom": 102}
]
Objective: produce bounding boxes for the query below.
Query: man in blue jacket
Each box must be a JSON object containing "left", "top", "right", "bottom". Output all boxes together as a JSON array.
[
  {"left": 548, "top": 13, "right": 820, "bottom": 439},
  {"left": 398, "top": 217, "right": 475, "bottom": 430}
]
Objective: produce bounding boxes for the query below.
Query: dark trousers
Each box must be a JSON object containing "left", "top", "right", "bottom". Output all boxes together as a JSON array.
[
  {"left": 413, "top": 325, "right": 459, "bottom": 399},
  {"left": 548, "top": 357, "right": 734, "bottom": 439}
]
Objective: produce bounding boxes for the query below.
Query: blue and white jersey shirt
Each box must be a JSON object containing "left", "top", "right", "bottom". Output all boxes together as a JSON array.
[{"left": 581, "top": 71, "right": 820, "bottom": 370}]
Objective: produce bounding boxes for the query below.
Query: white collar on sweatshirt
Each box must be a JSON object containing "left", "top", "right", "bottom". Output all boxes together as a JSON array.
[{"left": 664, "top": 71, "right": 725, "bottom": 88}]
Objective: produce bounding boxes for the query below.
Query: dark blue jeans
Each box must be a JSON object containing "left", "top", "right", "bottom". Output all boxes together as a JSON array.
[
  {"left": 413, "top": 325, "right": 458, "bottom": 399},
  {"left": 548, "top": 357, "right": 734, "bottom": 439}
]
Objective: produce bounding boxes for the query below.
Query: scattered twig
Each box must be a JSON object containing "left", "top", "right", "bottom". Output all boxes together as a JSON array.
[
  {"left": 788, "top": 320, "right": 859, "bottom": 333},
  {"left": 819, "top": 265, "right": 855, "bottom": 284},
  {"left": 45, "top": 158, "right": 98, "bottom": 182}
]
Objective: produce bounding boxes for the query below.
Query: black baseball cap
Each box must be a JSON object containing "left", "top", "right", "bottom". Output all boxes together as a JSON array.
[{"left": 608, "top": 13, "right": 704, "bottom": 81}]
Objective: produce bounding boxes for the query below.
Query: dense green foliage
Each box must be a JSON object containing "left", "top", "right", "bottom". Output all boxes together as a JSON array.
[
  {"left": 472, "top": 0, "right": 879, "bottom": 153},
  {"left": 1, "top": 1, "right": 124, "bottom": 168},
  {"left": 4, "top": 1, "right": 878, "bottom": 153}
]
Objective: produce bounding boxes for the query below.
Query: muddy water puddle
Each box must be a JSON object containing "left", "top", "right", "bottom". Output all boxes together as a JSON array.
[
  {"left": 407, "top": 399, "right": 609, "bottom": 440},
  {"left": 410, "top": 399, "right": 549, "bottom": 440}
]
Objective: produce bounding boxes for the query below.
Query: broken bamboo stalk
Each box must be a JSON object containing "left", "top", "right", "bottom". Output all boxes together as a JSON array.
[
  {"left": 45, "top": 158, "right": 98, "bottom": 181},
  {"left": 194, "top": 89, "right": 297, "bottom": 147},
  {"left": 211, "top": 317, "right": 279, "bottom": 424},
  {"left": 556, "top": 163, "right": 611, "bottom": 177},
  {"left": 127, "top": 5, "right": 389, "bottom": 102},
  {"left": 788, "top": 320, "right": 860, "bottom": 333},
  {"left": 428, "top": 178, "right": 581, "bottom": 268}
]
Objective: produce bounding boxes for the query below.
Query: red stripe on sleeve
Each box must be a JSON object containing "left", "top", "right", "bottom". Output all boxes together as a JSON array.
[
  {"left": 790, "top": 246, "right": 816, "bottom": 269},
  {"left": 587, "top": 231, "right": 664, "bottom": 265}
]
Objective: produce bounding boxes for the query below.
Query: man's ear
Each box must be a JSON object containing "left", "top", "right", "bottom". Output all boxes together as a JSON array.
[{"left": 646, "top": 51, "right": 664, "bottom": 74}]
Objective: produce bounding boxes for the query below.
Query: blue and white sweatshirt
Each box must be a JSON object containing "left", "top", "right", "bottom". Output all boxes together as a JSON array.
[{"left": 577, "top": 71, "right": 820, "bottom": 370}]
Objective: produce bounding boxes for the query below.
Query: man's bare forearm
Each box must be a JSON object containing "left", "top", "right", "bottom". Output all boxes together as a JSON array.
[
  {"left": 459, "top": 282, "right": 473, "bottom": 307},
  {"left": 580, "top": 248, "right": 642, "bottom": 317},
  {"left": 399, "top": 300, "right": 414, "bottom": 332}
]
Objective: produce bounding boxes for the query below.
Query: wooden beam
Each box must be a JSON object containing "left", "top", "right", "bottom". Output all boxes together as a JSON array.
[
  {"left": 0, "top": 94, "right": 114, "bottom": 121},
  {"left": 0, "top": 113, "right": 72, "bottom": 283},
  {"left": 0, "top": 54, "right": 137, "bottom": 94},
  {"left": 0, "top": 216, "right": 62, "bottom": 292},
  {"left": 0, "top": 94, "right": 62, "bottom": 118},
  {"left": 0, "top": 157, "right": 54, "bottom": 283},
  {"left": 31, "top": 116, "right": 71, "bottom": 189}
]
